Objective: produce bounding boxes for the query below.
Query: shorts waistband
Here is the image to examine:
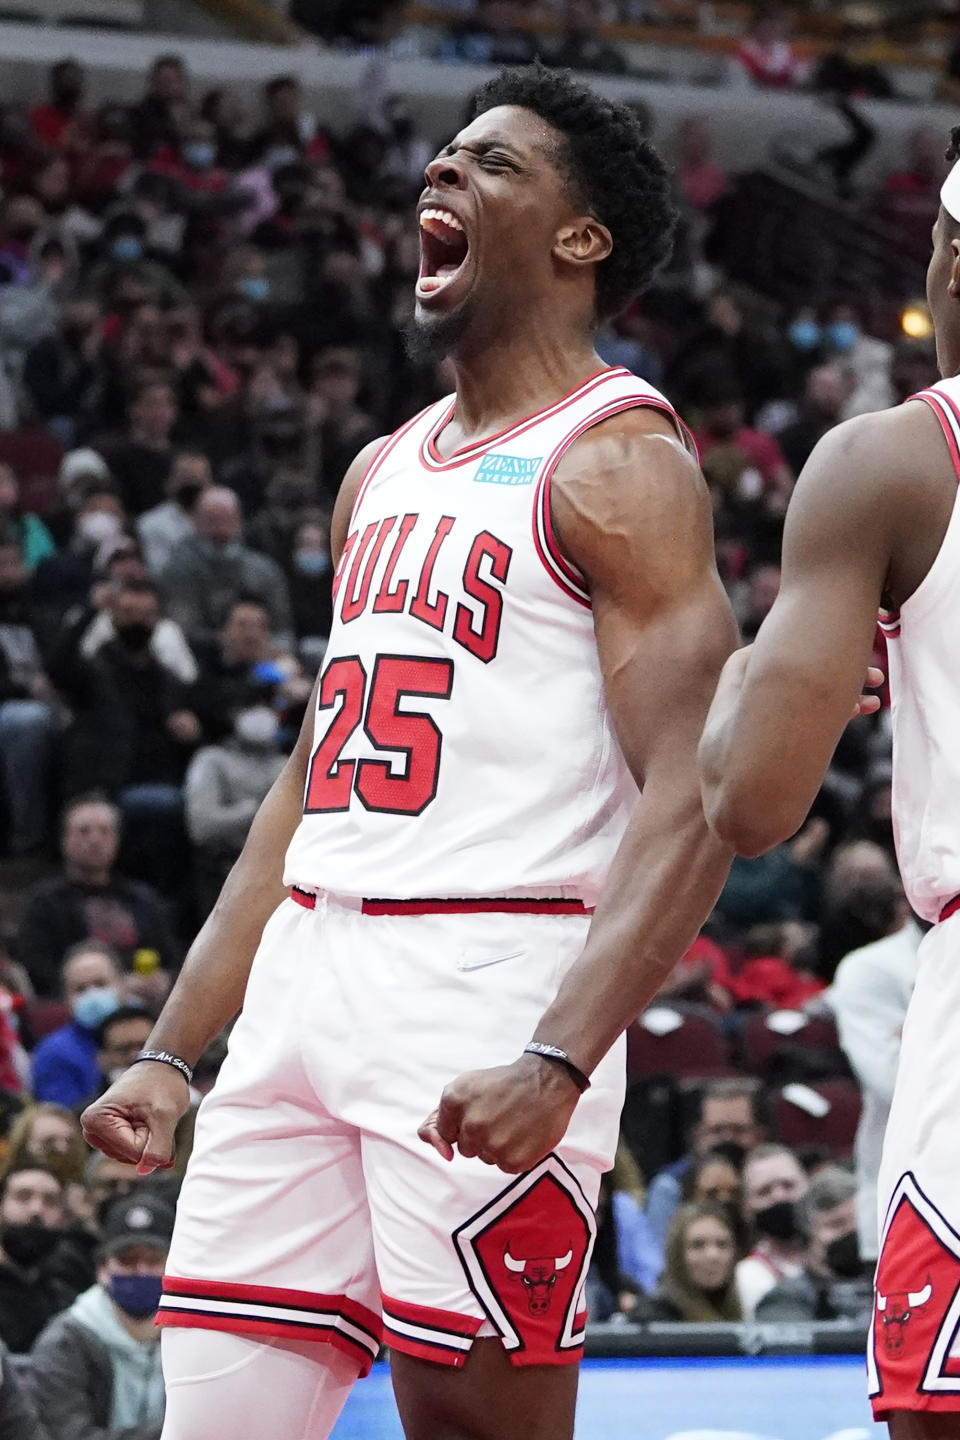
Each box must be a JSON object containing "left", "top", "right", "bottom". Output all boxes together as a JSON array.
[
  {"left": 940, "top": 892, "right": 960, "bottom": 923},
  {"left": 290, "top": 887, "right": 594, "bottom": 917}
]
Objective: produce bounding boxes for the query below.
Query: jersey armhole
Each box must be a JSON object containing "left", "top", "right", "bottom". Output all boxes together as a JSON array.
[
  {"left": 908, "top": 390, "right": 960, "bottom": 484},
  {"left": 532, "top": 397, "right": 696, "bottom": 610}
]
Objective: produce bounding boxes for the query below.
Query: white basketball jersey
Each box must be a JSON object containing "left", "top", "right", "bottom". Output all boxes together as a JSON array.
[
  {"left": 880, "top": 375, "right": 960, "bottom": 921},
  {"left": 283, "top": 366, "right": 687, "bottom": 901}
]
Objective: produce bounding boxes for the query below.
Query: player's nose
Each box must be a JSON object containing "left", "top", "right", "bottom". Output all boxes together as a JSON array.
[{"left": 423, "top": 154, "right": 468, "bottom": 192}]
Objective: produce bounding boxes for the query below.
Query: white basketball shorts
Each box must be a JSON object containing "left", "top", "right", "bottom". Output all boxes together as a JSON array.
[{"left": 157, "top": 891, "right": 624, "bottom": 1374}]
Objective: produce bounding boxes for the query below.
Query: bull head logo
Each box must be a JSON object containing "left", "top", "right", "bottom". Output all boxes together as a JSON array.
[
  {"left": 876, "top": 1280, "right": 933, "bottom": 1355},
  {"left": 503, "top": 1246, "right": 573, "bottom": 1316}
]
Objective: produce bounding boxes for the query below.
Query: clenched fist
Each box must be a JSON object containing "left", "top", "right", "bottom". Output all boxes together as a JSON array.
[
  {"left": 82, "top": 1061, "right": 191, "bottom": 1176},
  {"left": 419, "top": 1053, "right": 582, "bottom": 1175}
]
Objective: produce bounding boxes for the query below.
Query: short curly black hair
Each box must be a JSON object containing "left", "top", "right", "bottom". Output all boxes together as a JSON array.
[{"left": 472, "top": 63, "right": 676, "bottom": 321}]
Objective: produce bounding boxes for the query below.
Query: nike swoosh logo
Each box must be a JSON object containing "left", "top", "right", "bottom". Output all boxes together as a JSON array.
[{"left": 456, "top": 950, "right": 526, "bottom": 972}]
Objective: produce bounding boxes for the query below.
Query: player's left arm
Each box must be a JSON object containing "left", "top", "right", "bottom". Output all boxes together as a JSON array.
[{"left": 420, "top": 408, "right": 739, "bottom": 1171}]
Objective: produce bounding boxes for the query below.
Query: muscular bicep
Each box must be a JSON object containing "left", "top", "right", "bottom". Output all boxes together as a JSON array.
[
  {"left": 553, "top": 411, "right": 738, "bottom": 788},
  {"left": 708, "top": 412, "right": 903, "bottom": 850}
]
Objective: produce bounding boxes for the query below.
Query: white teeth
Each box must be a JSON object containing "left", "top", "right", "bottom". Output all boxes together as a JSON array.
[
  {"left": 416, "top": 274, "right": 453, "bottom": 296},
  {"left": 419, "top": 207, "right": 463, "bottom": 233}
]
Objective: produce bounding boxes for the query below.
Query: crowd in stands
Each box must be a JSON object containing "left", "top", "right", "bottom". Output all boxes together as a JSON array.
[{"left": 0, "top": 27, "right": 942, "bottom": 1433}]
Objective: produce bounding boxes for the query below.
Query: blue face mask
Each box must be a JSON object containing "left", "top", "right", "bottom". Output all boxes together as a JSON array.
[
  {"left": 72, "top": 986, "right": 118, "bottom": 1031},
  {"left": 108, "top": 1273, "right": 163, "bottom": 1319},
  {"left": 237, "top": 276, "right": 269, "bottom": 303},
  {"left": 827, "top": 320, "right": 859, "bottom": 352},
  {"left": 111, "top": 235, "right": 143, "bottom": 263},
  {"left": 294, "top": 550, "right": 330, "bottom": 577},
  {"left": 183, "top": 141, "right": 215, "bottom": 170},
  {"left": 788, "top": 319, "right": 821, "bottom": 351}
]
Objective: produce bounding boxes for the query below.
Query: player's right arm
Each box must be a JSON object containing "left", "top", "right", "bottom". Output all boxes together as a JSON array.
[
  {"left": 698, "top": 401, "right": 947, "bottom": 856},
  {"left": 81, "top": 438, "right": 385, "bottom": 1173}
]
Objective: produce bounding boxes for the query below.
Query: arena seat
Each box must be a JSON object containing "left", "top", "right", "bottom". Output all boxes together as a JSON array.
[
  {"left": 773, "top": 1078, "right": 862, "bottom": 1160},
  {"left": 740, "top": 1008, "right": 848, "bottom": 1083},
  {"left": 626, "top": 1003, "right": 736, "bottom": 1083}
]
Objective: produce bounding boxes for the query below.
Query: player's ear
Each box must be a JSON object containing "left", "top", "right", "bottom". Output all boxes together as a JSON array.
[
  {"left": 553, "top": 218, "right": 612, "bottom": 272},
  {"left": 950, "top": 237, "right": 960, "bottom": 299}
]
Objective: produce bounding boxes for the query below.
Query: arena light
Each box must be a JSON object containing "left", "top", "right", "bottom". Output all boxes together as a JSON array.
[{"left": 900, "top": 302, "right": 933, "bottom": 341}]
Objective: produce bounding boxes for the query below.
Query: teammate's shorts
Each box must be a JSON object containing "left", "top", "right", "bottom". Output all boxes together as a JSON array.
[
  {"left": 870, "top": 912, "right": 960, "bottom": 1418},
  {"left": 157, "top": 892, "right": 624, "bottom": 1375}
]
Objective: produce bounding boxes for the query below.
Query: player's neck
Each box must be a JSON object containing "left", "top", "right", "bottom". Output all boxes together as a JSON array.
[{"left": 449, "top": 329, "right": 602, "bottom": 449}]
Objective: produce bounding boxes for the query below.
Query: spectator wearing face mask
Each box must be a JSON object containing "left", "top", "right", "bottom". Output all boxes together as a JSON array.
[
  {"left": 30, "top": 1192, "right": 173, "bottom": 1439},
  {"left": 160, "top": 486, "right": 293, "bottom": 649},
  {"left": 184, "top": 699, "right": 285, "bottom": 918},
  {"left": 30, "top": 942, "right": 123, "bottom": 1104},
  {"left": 87, "top": 211, "right": 189, "bottom": 312},
  {"left": 16, "top": 796, "right": 181, "bottom": 998},
  {"left": 736, "top": 1144, "right": 810, "bottom": 1319},
  {"left": 136, "top": 448, "right": 211, "bottom": 576},
  {"left": 754, "top": 1167, "right": 872, "bottom": 1323},
  {"left": 0, "top": 1164, "right": 74, "bottom": 1352},
  {"left": 287, "top": 513, "right": 333, "bottom": 655},
  {"left": 31, "top": 478, "right": 125, "bottom": 635}
]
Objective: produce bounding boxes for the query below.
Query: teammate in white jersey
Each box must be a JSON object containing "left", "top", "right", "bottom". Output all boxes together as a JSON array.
[
  {"left": 82, "top": 65, "right": 737, "bottom": 1440},
  {"left": 700, "top": 131, "right": 960, "bottom": 1438}
]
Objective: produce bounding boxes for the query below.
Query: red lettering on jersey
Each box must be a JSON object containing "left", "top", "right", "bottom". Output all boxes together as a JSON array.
[
  {"left": 342, "top": 520, "right": 398, "bottom": 625},
  {"left": 410, "top": 516, "right": 456, "bottom": 631},
  {"left": 373, "top": 513, "right": 419, "bottom": 615},
  {"left": 331, "top": 529, "right": 359, "bottom": 605},
  {"left": 453, "top": 532, "right": 512, "bottom": 664}
]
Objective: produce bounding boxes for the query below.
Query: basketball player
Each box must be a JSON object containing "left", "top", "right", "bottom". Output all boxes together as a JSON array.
[
  {"left": 698, "top": 131, "right": 960, "bottom": 1439},
  {"left": 82, "top": 66, "right": 737, "bottom": 1440}
]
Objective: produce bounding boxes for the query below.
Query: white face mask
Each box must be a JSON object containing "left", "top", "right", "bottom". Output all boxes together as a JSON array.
[
  {"left": 77, "top": 511, "right": 121, "bottom": 546},
  {"left": 234, "top": 705, "right": 279, "bottom": 748}
]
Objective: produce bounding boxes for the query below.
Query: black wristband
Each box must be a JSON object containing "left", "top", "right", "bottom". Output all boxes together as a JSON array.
[
  {"left": 523, "top": 1042, "right": 591, "bottom": 1093},
  {"left": 132, "top": 1050, "right": 194, "bottom": 1086}
]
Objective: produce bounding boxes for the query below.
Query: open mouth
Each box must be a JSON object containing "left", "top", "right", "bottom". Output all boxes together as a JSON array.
[{"left": 417, "top": 208, "right": 470, "bottom": 300}]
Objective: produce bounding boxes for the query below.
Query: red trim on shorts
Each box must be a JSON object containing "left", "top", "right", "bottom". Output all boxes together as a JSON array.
[
  {"left": 380, "top": 1293, "right": 483, "bottom": 1368},
  {"left": 290, "top": 888, "right": 593, "bottom": 917},
  {"left": 157, "top": 1276, "right": 382, "bottom": 1376},
  {"left": 940, "top": 893, "right": 960, "bottom": 923}
]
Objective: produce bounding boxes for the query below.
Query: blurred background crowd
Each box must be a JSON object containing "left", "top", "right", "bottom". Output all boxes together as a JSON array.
[{"left": 0, "top": 0, "right": 948, "bottom": 1432}]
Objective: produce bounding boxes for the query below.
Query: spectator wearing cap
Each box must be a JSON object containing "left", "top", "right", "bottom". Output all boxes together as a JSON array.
[
  {"left": 17, "top": 797, "right": 181, "bottom": 998},
  {"left": 136, "top": 449, "right": 211, "bottom": 576},
  {"left": 754, "top": 1167, "right": 873, "bottom": 1323},
  {"left": 161, "top": 486, "right": 293, "bottom": 649},
  {"left": 30, "top": 1192, "right": 173, "bottom": 1439},
  {"left": 0, "top": 1163, "right": 74, "bottom": 1352}
]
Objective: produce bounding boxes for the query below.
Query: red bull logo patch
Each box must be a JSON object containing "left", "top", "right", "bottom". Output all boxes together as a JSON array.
[{"left": 453, "top": 1154, "right": 595, "bottom": 1366}]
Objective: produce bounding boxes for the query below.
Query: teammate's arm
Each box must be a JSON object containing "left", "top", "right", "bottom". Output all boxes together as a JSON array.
[
  {"left": 80, "top": 439, "right": 383, "bottom": 1173},
  {"left": 421, "top": 409, "right": 739, "bottom": 1171},
  {"left": 698, "top": 406, "right": 925, "bottom": 857}
]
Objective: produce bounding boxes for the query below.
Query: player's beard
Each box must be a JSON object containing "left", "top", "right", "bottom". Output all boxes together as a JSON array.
[{"left": 402, "top": 298, "right": 475, "bottom": 367}]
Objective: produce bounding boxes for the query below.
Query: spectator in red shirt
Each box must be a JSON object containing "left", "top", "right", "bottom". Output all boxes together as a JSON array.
[
  {"left": 731, "top": 5, "right": 808, "bottom": 91},
  {"left": 676, "top": 117, "right": 727, "bottom": 213},
  {"left": 28, "top": 60, "right": 91, "bottom": 155},
  {"left": 694, "top": 381, "right": 794, "bottom": 515}
]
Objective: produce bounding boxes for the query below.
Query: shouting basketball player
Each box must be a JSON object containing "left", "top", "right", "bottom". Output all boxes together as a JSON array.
[
  {"left": 82, "top": 66, "right": 737, "bottom": 1440},
  {"left": 699, "top": 130, "right": 960, "bottom": 1439}
]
